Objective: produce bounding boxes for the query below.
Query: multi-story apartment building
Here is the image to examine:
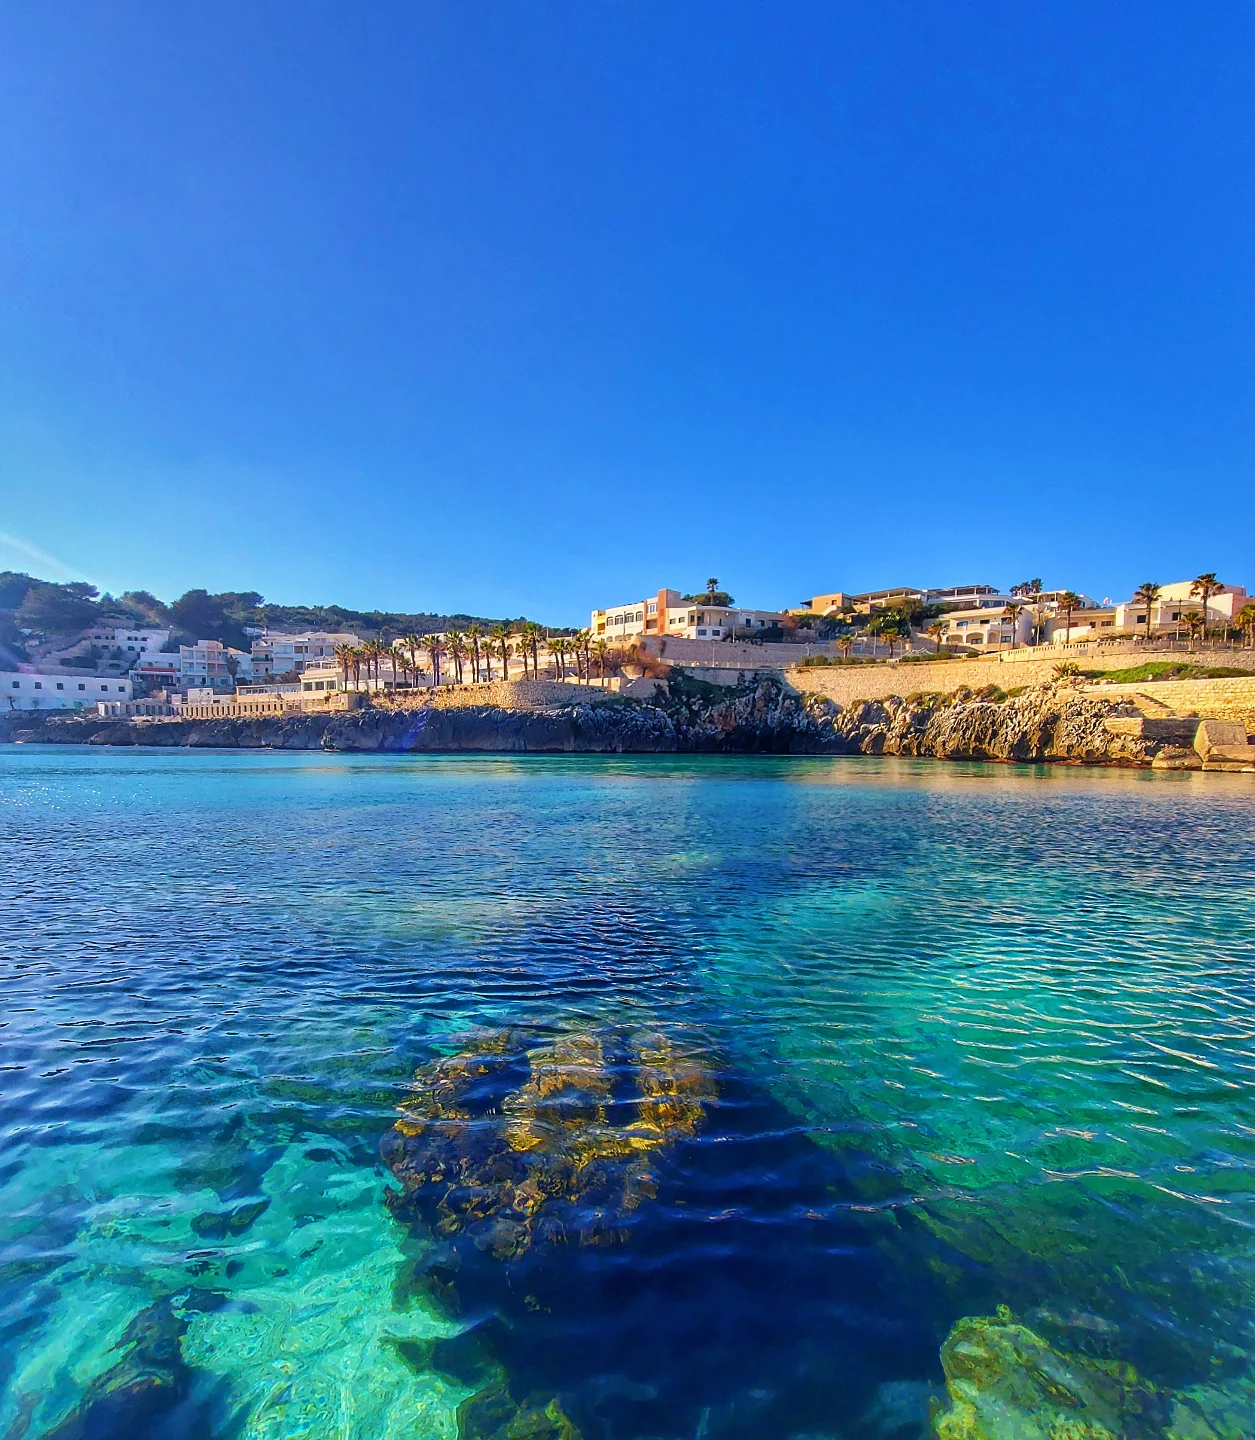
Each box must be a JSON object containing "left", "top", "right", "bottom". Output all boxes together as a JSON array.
[
  {"left": 592, "top": 589, "right": 787, "bottom": 643},
  {"left": 251, "top": 631, "right": 360, "bottom": 678},
  {"left": 135, "top": 643, "right": 244, "bottom": 691},
  {"left": 132, "top": 652, "right": 184, "bottom": 690}
]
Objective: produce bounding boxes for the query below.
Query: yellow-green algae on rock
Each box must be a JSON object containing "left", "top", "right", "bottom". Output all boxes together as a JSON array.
[
  {"left": 930, "top": 1307, "right": 1255, "bottom": 1440},
  {"left": 382, "top": 1025, "right": 717, "bottom": 1259}
]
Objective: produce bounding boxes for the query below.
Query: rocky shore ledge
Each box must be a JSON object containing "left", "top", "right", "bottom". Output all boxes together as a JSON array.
[{"left": 2, "top": 677, "right": 1242, "bottom": 769}]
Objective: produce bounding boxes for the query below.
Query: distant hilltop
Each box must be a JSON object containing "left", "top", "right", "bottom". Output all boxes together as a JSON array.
[{"left": 0, "top": 571, "right": 545, "bottom": 657}]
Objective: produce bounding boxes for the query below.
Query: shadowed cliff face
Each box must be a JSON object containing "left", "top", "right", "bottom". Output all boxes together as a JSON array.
[{"left": 0, "top": 681, "right": 1167, "bottom": 764}]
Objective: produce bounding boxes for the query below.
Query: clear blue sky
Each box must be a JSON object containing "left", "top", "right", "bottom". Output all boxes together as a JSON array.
[{"left": 1, "top": 2, "right": 1251, "bottom": 624}]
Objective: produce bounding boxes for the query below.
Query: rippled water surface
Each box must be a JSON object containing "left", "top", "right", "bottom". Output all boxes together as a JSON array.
[{"left": 2, "top": 747, "right": 1254, "bottom": 1439}]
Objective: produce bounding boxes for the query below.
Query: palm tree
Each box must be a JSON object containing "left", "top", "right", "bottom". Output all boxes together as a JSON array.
[
  {"left": 466, "top": 623, "right": 483, "bottom": 683},
  {"left": 490, "top": 624, "right": 511, "bottom": 680},
  {"left": 549, "top": 636, "right": 567, "bottom": 680},
  {"left": 1012, "top": 578, "right": 1044, "bottom": 643},
  {"left": 447, "top": 629, "right": 466, "bottom": 685},
  {"left": 401, "top": 633, "right": 424, "bottom": 684},
  {"left": 575, "top": 628, "right": 592, "bottom": 682},
  {"left": 1130, "top": 583, "right": 1161, "bottom": 646},
  {"left": 334, "top": 643, "right": 355, "bottom": 691},
  {"left": 1189, "top": 574, "right": 1222, "bottom": 644},
  {"left": 526, "top": 622, "right": 542, "bottom": 676},
  {"left": 836, "top": 628, "right": 855, "bottom": 661},
  {"left": 1053, "top": 661, "right": 1081, "bottom": 682},
  {"left": 1235, "top": 603, "right": 1255, "bottom": 649},
  {"left": 350, "top": 647, "right": 365, "bottom": 690},
  {"left": 592, "top": 638, "right": 610, "bottom": 682},
  {"left": 927, "top": 619, "right": 946, "bottom": 652},
  {"left": 1184, "top": 609, "right": 1206, "bottom": 650},
  {"left": 1001, "top": 602, "right": 1024, "bottom": 649},
  {"left": 391, "top": 644, "right": 408, "bottom": 689},
  {"left": 422, "top": 633, "right": 446, "bottom": 686},
  {"left": 1056, "top": 591, "right": 1082, "bottom": 646}
]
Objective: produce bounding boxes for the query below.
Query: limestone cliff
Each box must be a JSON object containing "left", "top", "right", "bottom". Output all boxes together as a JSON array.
[{"left": 0, "top": 681, "right": 1226, "bottom": 767}]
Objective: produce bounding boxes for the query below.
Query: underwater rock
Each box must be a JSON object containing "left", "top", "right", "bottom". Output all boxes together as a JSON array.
[
  {"left": 382, "top": 1026, "right": 717, "bottom": 1259},
  {"left": 382, "top": 1024, "right": 953, "bottom": 1440},
  {"left": 457, "top": 1382, "right": 583, "bottom": 1440},
  {"left": 31, "top": 1298, "right": 192, "bottom": 1440},
  {"left": 929, "top": 1306, "right": 1255, "bottom": 1440}
]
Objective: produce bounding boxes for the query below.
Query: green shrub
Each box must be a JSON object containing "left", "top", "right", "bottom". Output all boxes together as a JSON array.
[{"left": 1092, "top": 661, "right": 1252, "bottom": 684}]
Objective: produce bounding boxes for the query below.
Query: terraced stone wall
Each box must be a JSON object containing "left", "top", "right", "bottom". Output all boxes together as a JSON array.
[
  {"left": 1085, "top": 678, "right": 1255, "bottom": 731},
  {"left": 788, "top": 653, "right": 1255, "bottom": 715}
]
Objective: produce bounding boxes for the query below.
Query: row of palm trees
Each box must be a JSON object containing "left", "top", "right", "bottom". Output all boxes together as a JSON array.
[{"left": 329, "top": 623, "right": 624, "bottom": 693}]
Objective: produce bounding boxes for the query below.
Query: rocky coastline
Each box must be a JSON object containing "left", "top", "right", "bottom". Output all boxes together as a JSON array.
[{"left": 0, "top": 678, "right": 1232, "bottom": 769}]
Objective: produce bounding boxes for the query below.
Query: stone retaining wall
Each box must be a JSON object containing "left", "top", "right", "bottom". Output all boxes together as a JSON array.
[
  {"left": 642, "top": 635, "right": 838, "bottom": 666},
  {"left": 787, "top": 652, "right": 1255, "bottom": 711},
  {"left": 1082, "top": 678, "right": 1255, "bottom": 730},
  {"left": 397, "top": 679, "right": 615, "bottom": 712},
  {"left": 789, "top": 657, "right": 1066, "bottom": 705}
]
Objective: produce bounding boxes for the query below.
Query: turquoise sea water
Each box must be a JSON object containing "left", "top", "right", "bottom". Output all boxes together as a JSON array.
[{"left": 2, "top": 746, "right": 1254, "bottom": 1439}]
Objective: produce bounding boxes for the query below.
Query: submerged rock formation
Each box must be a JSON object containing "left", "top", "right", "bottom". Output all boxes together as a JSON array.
[
  {"left": 931, "top": 1306, "right": 1255, "bottom": 1440},
  {"left": 382, "top": 1026, "right": 716, "bottom": 1259},
  {"left": 1, "top": 677, "right": 1231, "bottom": 767}
]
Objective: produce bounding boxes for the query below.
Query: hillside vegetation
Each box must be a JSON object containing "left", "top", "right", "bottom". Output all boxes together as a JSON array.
[{"left": 0, "top": 571, "right": 542, "bottom": 656}]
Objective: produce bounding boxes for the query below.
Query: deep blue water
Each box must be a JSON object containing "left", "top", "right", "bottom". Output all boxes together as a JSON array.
[{"left": 2, "top": 746, "right": 1254, "bottom": 1439}]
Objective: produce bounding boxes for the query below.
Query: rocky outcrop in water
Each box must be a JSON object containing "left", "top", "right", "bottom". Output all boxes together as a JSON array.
[
  {"left": 0, "top": 679, "right": 1218, "bottom": 766},
  {"left": 821, "top": 686, "right": 1165, "bottom": 765},
  {"left": 383, "top": 1026, "right": 716, "bottom": 1260},
  {"left": 931, "top": 1306, "right": 1254, "bottom": 1439}
]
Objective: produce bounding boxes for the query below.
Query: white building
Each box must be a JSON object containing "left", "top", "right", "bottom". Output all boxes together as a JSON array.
[
  {"left": 82, "top": 625, "right": 171, "bottom": 656},
  {"left": 1112, "top": 581, "right": 1251, "bottom": 637},
  {"left": 4, "top": 672, "right": 133, "bottom": 710},
  {"left": 938, "top": 605, "right": 1035, "bottom": 650},
  {"left": 251, "top": 632, "right": 360, "bottom": 678},
  {"left": 42, "top": 625, "right": 172, "bottom": 675},
  {"left": 592, "top": 588, "right": 787, "bottom": 643}
]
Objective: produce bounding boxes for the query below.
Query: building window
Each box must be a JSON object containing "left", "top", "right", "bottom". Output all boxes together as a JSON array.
[
  {"left": 10, "top": 680, "right": 18, "bottom": 689},
  {"left": 78, "top": 683, "right": 86, "bottom": 691},
  {"left": 34, "top": 682, "right": 42, "bottom": 689},
  {"left": 56, "top": 682, "right": 64, "bottom": 690}
]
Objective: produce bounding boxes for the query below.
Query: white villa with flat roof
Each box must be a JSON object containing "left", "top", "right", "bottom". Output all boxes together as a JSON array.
[{"left": 5, "top": 671, "right": 133, "bottom": 710}]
